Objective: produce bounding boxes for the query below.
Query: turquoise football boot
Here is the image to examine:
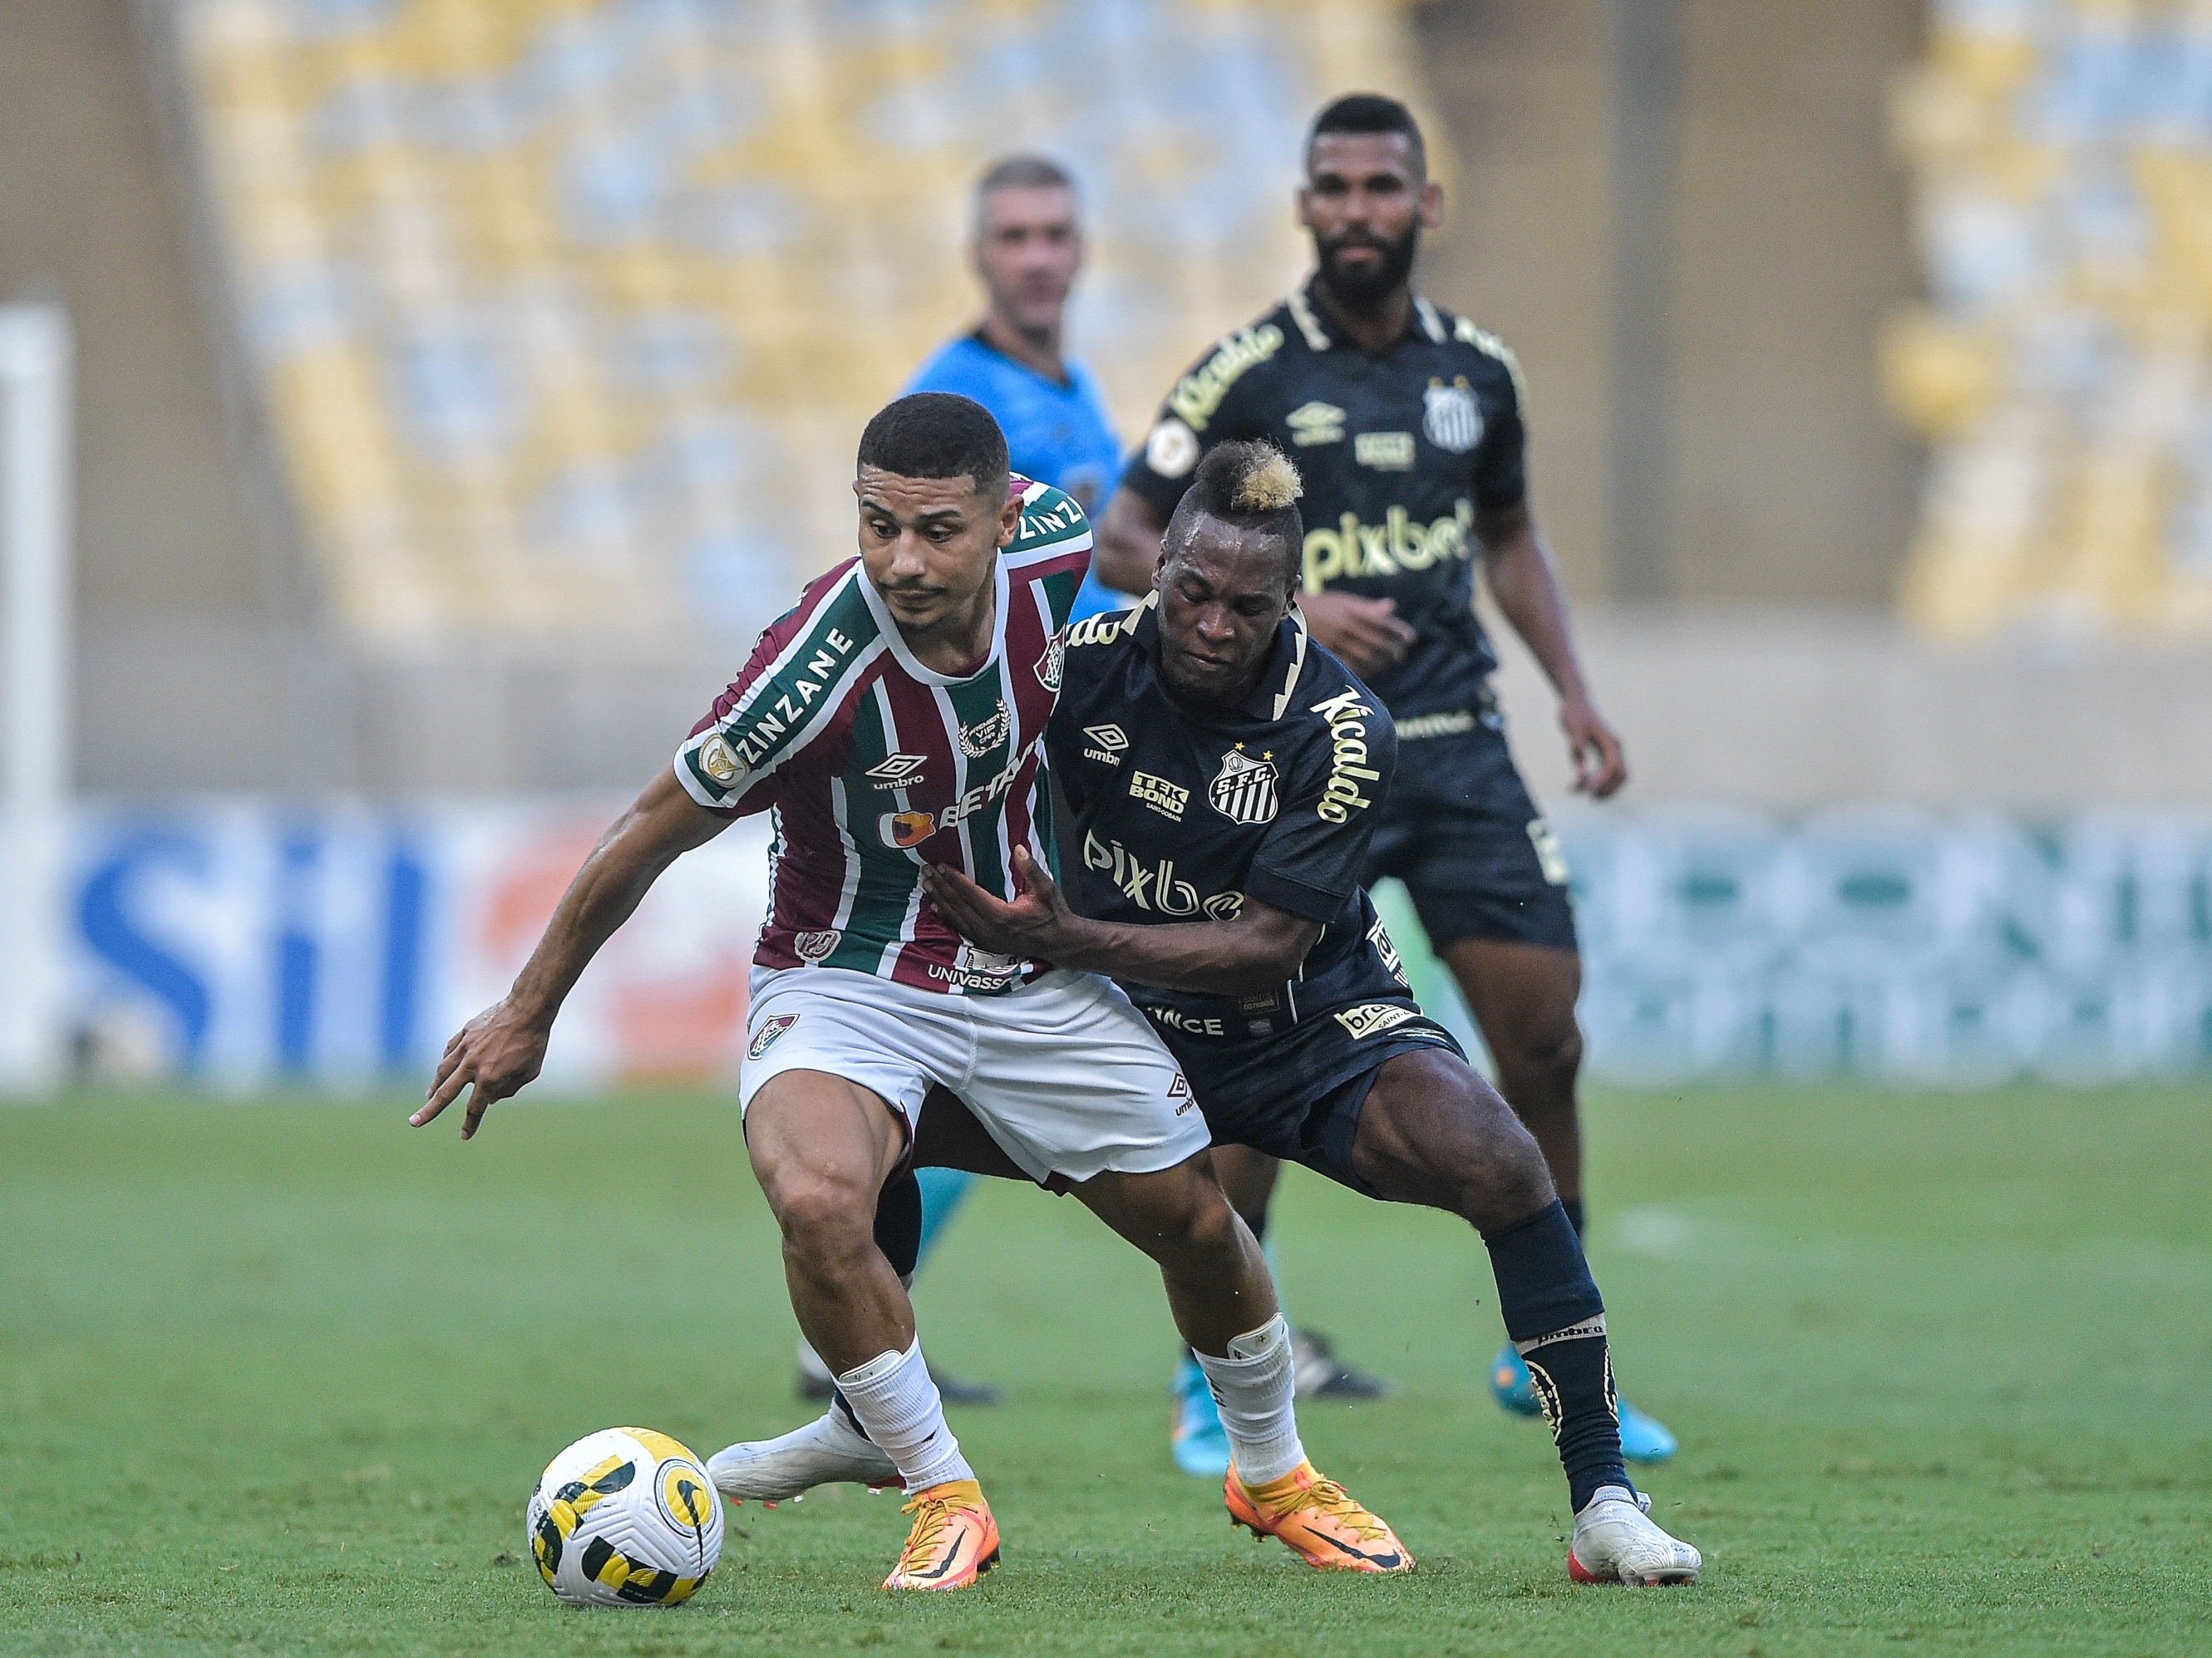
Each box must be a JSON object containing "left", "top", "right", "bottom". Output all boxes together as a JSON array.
[
  {"left": 1489, "top": 1343, "right": 1677, "bottom": 1460},
  {"left": 1616, "top": 1397, "right": 1678, "bottom": 1462},
  {"left": 1489, "top": 1341, "right": 1542, "bottom": 1415},
  {"left": 1170, "top": 1354, "right": 1231, "bottom": 1478}
]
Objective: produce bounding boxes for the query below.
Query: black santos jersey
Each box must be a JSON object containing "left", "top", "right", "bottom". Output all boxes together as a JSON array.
[
  {"left": 1047, "top": 596, "right": 1414, "bottom": 1039},
  {"left": 1120, "top": 279, "right": 1529, "bottom": 720}
]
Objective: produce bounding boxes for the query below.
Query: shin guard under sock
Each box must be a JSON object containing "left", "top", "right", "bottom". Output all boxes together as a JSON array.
[{"left": 1482, "top": 1200, "right": 1628, "bottom": 1512}]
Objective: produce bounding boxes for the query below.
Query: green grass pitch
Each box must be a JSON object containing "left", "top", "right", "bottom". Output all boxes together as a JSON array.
[{"left": 2, "top": 1085, "right": 2206, "bottom": 1656}]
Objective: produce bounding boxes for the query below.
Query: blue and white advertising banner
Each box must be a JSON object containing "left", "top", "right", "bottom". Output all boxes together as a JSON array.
[{"left": 49, "top": 800, "right": 2212, "bottom": 1091}]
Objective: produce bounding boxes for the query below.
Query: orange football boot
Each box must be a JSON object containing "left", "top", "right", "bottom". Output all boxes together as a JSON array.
[
  {"left": 881, "top": 1478, "right": 1001, "bottom": 1591},
  {"left": 1224, "top": 1460, "right": 1413, "bottom": 1573}
]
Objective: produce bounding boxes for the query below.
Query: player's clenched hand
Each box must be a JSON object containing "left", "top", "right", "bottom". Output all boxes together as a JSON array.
[
  {"left": 1298, "top": 590, "right": 1417, "bottom": 677},
  {"left": 411, "top": 1001, "right": 551, "bottom": 1139},
  {"left": 1561, "top": 693, "right": 1628, "bottom": 799},
  {"left": 920, "top": 847, "right": 1081, "bottom": 963}
]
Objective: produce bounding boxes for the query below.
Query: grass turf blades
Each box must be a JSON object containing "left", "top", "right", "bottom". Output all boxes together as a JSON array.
[{"left": 1, "top": 1086, "right": 2206, "bottom": 1656}]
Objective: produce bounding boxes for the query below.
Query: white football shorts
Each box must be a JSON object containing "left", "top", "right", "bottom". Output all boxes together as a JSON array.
[{"left": 738, "top": 966, "right": 1208, "bottom": 1186}]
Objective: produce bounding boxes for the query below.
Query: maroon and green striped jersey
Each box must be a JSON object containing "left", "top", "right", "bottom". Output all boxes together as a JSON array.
[{"left": 673, "top": 479, "right": 1091, "bottom": 994}]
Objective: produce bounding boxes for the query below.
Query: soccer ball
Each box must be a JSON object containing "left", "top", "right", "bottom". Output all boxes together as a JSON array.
[{"left": 526, "top": 1427, "right": 722, "bottom": 1607}]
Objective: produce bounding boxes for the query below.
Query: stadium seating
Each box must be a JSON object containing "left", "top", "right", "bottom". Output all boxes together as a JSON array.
[
  {"left": 167, "top": 0, "right": 1426, "bottom": 650},
  {"left": 1887, "top": 0, "right": 2212, "bottom": 638}
]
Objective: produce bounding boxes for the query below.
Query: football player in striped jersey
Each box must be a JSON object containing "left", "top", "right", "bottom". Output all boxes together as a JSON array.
[{"left": 414, "top": 395, "right": 1408, "bottom": 1590}]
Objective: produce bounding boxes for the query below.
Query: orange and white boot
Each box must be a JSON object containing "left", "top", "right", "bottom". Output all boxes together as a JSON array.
[
  {"left": 1224, "top": 1460, "right": 1412, "bottom": 1573},
  {"left": 882, "top": 1478, "right": 1001, "bottom": 1591}
]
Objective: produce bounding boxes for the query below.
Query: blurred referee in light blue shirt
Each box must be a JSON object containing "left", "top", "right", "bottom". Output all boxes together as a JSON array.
[
  {"left": 904, "top": 154, "right": 1133, "bottom": 623},
  {"left": 792, "top": 155, "right": 1131, "bottom": 1405}
]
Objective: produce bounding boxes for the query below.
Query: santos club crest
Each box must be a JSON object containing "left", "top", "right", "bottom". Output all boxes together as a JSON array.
[
  {"left": 1208, "top": 745, "right": 1279, "bottom": 825},
  {"left": 1422, "top": 379, "right": 1483, "bottom": 454}
]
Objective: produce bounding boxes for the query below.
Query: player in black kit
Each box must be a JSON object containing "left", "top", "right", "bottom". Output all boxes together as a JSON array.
[
  {"left": 707, "top": 442, "right": 1701, "bottom": 1585},
  {"left": 1094, "top": 93, "right": 1675, "bottom": 1464}
]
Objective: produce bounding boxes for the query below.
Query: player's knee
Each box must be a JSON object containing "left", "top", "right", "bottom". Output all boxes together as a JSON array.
[
  {"left": 768, "top": 1172, "right": 874, "bottom": 1261},
  {"left": 1499, "top": 1013, "right": 1583, "bottom": 1089}
]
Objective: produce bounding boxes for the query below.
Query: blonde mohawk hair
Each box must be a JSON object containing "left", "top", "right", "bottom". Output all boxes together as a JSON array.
[
  {"left": 1165, "top": 439, "right": 1308, "bottom": 589},
  {"left": 1231, "top": 444, "right": 1303, "bottom": 514}
]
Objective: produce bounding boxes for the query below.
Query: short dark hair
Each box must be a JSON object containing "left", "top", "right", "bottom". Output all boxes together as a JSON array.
[
  {"left": 857, "top": 392, "right": 1010, "bottom": 499},
  {"left": 1165, "top": 441, "right": 1305, "bottom": 591},
  {"left": 973, "top": 153, "right": 1077, "bottom": 231},
  {"left": 1308, "top": 92, "right": 1426, "bottom": 180}
]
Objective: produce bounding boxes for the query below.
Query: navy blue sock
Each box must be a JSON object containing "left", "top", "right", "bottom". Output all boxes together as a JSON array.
[
  {"left": 1483, "top": 1200, "right": 1628, "bottom": 1513},
  {"left": 873, "top": 1168, "right": 924, "bottom": 1281}
]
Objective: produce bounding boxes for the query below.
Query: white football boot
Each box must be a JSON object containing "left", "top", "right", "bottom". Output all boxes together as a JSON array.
[
  {"left": 708, "top": 1407, "right": 899, "bottom": 1503},
  {"left": 1568, "top": 1485, "right": 1702, "bottom": 1586}
]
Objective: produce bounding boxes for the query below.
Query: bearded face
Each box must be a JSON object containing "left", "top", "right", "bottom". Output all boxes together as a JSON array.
[{"left": 1314, "top": 219, "right": 1421, "bottom": 308}]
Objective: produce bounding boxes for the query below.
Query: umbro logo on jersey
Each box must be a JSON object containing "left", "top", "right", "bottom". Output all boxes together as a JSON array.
[
  {"left": 1284, "top": 400, "right": 1346, "bottom": 446},
  {"left": 1035, "top": 632, "right": 1065, "bottom": 691},
  {"left": 1168, "top": 1072, "right": 1196, "bottom": 1114},
  {"left": 958, "top": 699, "right": 1012, "bottom": 758},
  {"left": 1334, "top": 1003, "right": 1418, "bottom": 1040},
  {"left": 1208, "top": 745, "right": 1279, "bottom": 825},
  {"left": 1082, "top": 724, "right": 1129, "bottom": 765},
  {"left": 1423, "top": 377, "right": 1485, "bottom": 454},
  {"left": 865, "top": 753, "right": 928, "bottom": 790},
  {"left": 1129, "top": 770, "right": 1190, "bottom": 822},
  {"left": 748, "top": 1015, "right": 798, "bottom": 1060}
]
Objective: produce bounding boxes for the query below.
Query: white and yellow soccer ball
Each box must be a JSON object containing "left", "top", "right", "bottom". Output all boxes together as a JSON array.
[{"left": 526, "top": 1427, "right": 722, "bottom": 1607}]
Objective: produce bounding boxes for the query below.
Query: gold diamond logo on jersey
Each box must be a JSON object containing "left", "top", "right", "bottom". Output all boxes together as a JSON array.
[
  {"left": 1284, "top": 401, "right": 1346, "bottom": 447},
  {"left": 1035, "top": 632, "right": 1065, "bottom": 691},
  {"left": 958, "top": 699, "right": 1011, "bottom": 759},
  {"left": 1423, "top": 378, "right": 1483, "bottom": 454},
  {"left": 1207, "top": 745, "right": 1279, "bottom": 825},
  {"left": 794, "top": 929, "right": 840, "bottom": 963}
]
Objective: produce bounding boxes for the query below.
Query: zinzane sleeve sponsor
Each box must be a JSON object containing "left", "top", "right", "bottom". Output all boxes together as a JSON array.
[
  {"left": 1241, "top": 686, "right": 1399, "bottom": 923},
  {"left": 673, "top": 570, "right": 879, "bottom": 818}
]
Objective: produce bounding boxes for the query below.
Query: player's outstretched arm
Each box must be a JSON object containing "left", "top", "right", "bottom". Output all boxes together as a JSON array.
[
  {"left": 1476, "top": 501, "right": 1628, "bottom": 798},
  {"left": 922, "top": 848, "right": 1320, "bottom": 996},
  {"left": 1094, "top": 487, "right": 1169, "bottom": 597},
  {"left": 411, "top": 768, "right": 731, "bottom": 1139}
]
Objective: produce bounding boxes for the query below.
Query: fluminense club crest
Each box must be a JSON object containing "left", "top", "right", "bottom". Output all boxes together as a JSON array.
[{"left": 1035, "top": 631, "right": 1065, "bottom": 691}]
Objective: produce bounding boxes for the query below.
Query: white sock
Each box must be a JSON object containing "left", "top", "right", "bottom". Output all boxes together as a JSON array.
[
  {"left": 833, "top": 1339, "right": 973, "bottom": 1495},
  {"left": 1195, "top": 1315, "right": 1306, "bottom": 1485}
]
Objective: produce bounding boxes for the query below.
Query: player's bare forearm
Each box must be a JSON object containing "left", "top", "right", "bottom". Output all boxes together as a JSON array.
[
  {"left": 507, "top": 769, "right": 730, "bottom": 1022},
  {"left": 1477, "top": 504, "right": 1628, "bottom": 796},
  {"left": 1477, "top": 504, "right": 1588, "bottom": 701},
  {"left": 919, "top": 849, "right": 1319, "bottom": 996},
  {"left": 1050, "top": 908, "right": 1320, "bottom": 995},
  {"left": 1095, "top": 488, "right": 1168, "bottom": 596},
  {"left": 413, "top": 768, "right": 728, "bottom": 1135}
]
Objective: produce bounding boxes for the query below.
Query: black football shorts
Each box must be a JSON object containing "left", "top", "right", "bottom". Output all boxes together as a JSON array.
[
  {"left": 1155, "top": 998, "right": 1466, "bottom": 1197},
  {"left": 1362, "top": 715, "right": 1579, "bottom": 953}
]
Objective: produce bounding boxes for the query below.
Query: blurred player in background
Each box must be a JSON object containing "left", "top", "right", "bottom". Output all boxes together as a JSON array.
[
  {"left": 1096, "top": 94, "right": 1677, "bottom": 1472},
  {"left": 795, "top": 155, "right": 1138, "bottom": 1407}
]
